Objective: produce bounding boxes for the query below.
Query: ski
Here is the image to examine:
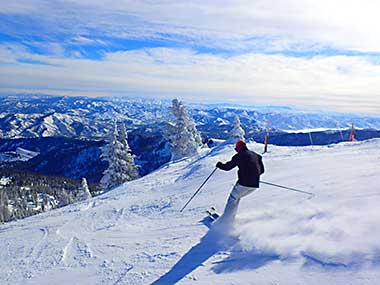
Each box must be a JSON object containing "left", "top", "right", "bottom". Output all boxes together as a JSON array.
[{"left": 206, "top": 207, "right": 220, "bottom": 222}]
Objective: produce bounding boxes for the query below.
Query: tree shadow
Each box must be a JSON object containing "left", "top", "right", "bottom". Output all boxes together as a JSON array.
[{"left": 151, "top": 224, "right": 236, "bottom": 285}]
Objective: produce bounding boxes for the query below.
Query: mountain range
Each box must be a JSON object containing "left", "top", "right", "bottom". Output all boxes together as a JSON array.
[{"left": 1, "top": 94, "right": 380, "bottom": 182}]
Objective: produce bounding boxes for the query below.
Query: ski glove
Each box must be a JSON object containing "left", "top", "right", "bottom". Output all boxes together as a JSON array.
[{"left": 216, "top": 162, "right": 223, "bottom": 168}]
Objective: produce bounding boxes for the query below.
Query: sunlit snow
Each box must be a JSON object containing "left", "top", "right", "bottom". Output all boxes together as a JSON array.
[{"left": 0, "top": 140, "right": 379, "bottom": 284}]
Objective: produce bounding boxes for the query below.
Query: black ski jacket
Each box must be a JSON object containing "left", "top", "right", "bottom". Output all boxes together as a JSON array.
[{"left": 217, "top": 146, "right": 264, "bottom": 188}]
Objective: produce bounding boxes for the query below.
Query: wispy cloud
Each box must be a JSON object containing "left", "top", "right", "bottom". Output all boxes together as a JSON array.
[
  {"left": 71, "top": 36, "right": 107, "bottom": 46},
  {"left": 1, "top": 46, "right": 379, "bottom": 113},
  {"left": 1, "top": 1, "right": 380, "bottom": 114},
  {"left": 2, "top": 0, "right": 380, "bottom": 53}
]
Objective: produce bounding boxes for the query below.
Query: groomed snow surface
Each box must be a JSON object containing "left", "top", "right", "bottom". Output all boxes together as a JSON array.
[{"left": 1, "top": 140, "right": 379, "bottom": 285}]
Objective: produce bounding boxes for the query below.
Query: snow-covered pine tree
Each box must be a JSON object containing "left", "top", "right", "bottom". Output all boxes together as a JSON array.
[
  {"left": 32, "top": 190, "right": 38, "bottom": 209},
  {"left": 42, "top": 193, "right": 48, "bottom": 211},
  {"left": 100, "top": 122, "right": 121, "bottom": 191},
  {"left": 12, "top": 194, "right": 26, "bottom": 219},
  {"left": 0, "top": 190, "right": 10, "bottom": 223},
  {"left": 57, "top": 191, "right": 74, "bottom": 208},
  {"left": 117, "top": 122, "right": 139, "bottom": 179},
  {"left": 229, "top": 115, "right": 245, "bottom": 142},
  {"left": 168, "top": 98, "right": 203, "bottom": 160},
  {"left": 100, "top": 121, "right": 139, "bottom": 191},
  {"left": 77, "top": 177, "right": 92, "bottom": 201}
]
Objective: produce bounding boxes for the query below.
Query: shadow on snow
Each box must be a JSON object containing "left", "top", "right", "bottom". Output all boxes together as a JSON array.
[
  {"left": 151, "top": 219, "right": 279, "bottom": 285},
  {"left": 212, "top": 250, "right": 280, "bottom": 274}
]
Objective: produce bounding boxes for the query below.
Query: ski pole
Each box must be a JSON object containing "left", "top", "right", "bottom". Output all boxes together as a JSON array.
[
  {"left": 261, "top": 181, "right": 314, "bottom": 196},
  {"left": 180, "top": 168, "right": 218, "bottom": 212}
]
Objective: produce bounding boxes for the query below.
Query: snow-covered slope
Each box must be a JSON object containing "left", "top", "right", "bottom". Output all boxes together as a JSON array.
[
  {"left": 0, "top": 147, "right": 39, "bottom": 162},
  {"left": 0, "top": 141, "right": 379, "bottom": 284}
]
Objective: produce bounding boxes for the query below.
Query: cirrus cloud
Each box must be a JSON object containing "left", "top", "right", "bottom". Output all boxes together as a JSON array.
[
  {"left": 1, "top": 1, "right": 380, "bottom": 114},
  {"left": 1, "top": 46, "right": 380, "bottom": 114},
  {"left": 1, "top": 0, "right": 380, "bottom": 52}
]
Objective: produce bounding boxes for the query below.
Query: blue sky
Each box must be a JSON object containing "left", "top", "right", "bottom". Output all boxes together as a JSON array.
[{"left": 1, "top": 0, "right": 380, "bottom": 114}]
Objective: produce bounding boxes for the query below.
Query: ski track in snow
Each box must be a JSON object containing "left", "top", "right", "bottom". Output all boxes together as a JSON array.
[
  {"left": 62, "top": 236, "right": 95, "bottom": 267},
  {"left": 25, "top": 227, "right": 49, "bottom": 263},
  {"left": 0, "top": 140, "right": 380, "bottom": 284}
]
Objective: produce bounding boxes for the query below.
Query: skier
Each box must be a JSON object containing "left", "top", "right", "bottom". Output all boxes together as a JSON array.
[{"left": 216, "top": 140, "right": 264, "bottom": 223}]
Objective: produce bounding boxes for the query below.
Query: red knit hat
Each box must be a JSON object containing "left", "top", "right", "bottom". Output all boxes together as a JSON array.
[{"left": 235, "top": 140, "right": 246, "bottom": 152}]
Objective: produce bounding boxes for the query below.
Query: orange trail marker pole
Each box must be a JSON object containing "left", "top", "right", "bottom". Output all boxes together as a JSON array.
[{"left": 349, "top": 123, "right": 355, "bottom": 142}]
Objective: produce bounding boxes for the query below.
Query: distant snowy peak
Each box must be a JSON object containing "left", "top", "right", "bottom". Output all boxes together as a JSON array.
[
  {"left": 0, "top": 96, "right": 172, "bottom": 139},
  {"left": 0, "top": 95, "right": 379, "bottom": 140},
  {"left": 282, "top": 127, "right": 351, "bottom": 133},
  {"left": 215, "top": 117, "right": 229, "bottom": 126}
]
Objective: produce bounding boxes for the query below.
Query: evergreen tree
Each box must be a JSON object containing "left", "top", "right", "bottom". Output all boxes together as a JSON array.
[
  {"left": 0, "top": 190, "right": 10, "bottom": 223},
  {"left": 118, "top": 123, "right": 140, "bottom": 178},
  {"left": 12, "top": 194, "right": 26, "bottom": 220},
  {"left": 229, "top": 115, "right": 245, "bottom": 142},
  {"left": 41, "top": 193, "right": 46, "bottom": 211},
  {"left": 168, "top": 98, "right": 203, "bottom": 160},
  {"left": 100, "top": 121, "right": 139, "bottom": 191},
  {"left": 32, "top": 190, "right": 38, "bottom": 209},
  {"left": 57, "top": 191, "right": 75, "bottom": 208},
  {"left": 77, "top": 177, "right": 92, "bottom": 201}
]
